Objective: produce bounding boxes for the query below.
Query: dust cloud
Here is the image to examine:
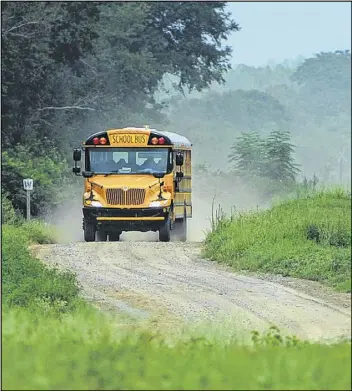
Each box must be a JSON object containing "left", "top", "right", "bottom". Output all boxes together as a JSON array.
[
  {"left": 47, "top": 176, "right": 266, "bottom": 244},
  {"left": 47, "top": 158, "right": 268, "bottom": 244},
  {"left": 187, "top": 174, "right": 270, "bottom": 242},
  {"left": 47, "top": 190, "right": 84, "bottom": 243}
]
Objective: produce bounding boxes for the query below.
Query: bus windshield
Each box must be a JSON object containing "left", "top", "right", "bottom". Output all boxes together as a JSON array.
[{"left": 88, "top": 148, "right": 171, "bottom": 174}]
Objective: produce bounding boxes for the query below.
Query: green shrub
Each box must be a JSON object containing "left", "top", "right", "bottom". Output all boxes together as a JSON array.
[
  {"left": 20, "top": 220, "right": 58, "bottom": 244},
  {"left": 1, "top": 191, "right": 23, "bottom": 225},
  {"left": 2, "top": 224, "right": 79, "bottom": 311}
]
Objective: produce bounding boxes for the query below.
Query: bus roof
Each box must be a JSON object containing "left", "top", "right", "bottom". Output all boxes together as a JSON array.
[{"left": 122, "top": 127, "right": 192, "bottom": 148}]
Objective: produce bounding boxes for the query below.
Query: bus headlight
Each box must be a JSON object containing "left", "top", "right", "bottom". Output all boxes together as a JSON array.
[
  {"left": 149, "top": 201, "right": 161, "bottom": 207},
  {"left": 91, "top": 201, "right": 102, "bottom": 207},
  {"left": 149, "top": 200, "right": 169, "bottom": 207}
]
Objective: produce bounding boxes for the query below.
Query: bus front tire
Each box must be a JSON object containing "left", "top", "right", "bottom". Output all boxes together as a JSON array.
[
  {"left": 84, "top": 221, "right": 96, "bottom": 242},
  {"left": 109, "top": 232, "right": 121, "bottom": 241},
  {"left": 172, "top": 218, "right": 187, "bottom": 242},
  {"left": 159, "top": 217, "right": 171, "bottom": 242},
  {"left": 96, "top": 230, "right": 107, "bottom": 242}
]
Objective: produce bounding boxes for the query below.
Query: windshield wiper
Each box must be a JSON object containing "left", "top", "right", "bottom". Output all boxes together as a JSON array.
[{"left": 103, "top": 170, "right": 120, "bottom": 177}]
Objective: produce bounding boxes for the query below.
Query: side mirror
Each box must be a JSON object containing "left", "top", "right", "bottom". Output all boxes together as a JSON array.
[
  {"left": 72, "top": 167, "right": 81, "bottom": 174},
  {"left": 175, "top": 153, "right": 184, "bottom": 166},
  {"left": 82, "top": 171, "right": 94, "bottom": 178},
  {"left": 73, "top": 148, "right": 81, "bottom": 161},
  {"left": 153, "top": 172, "right": 165, "bottom": 179}
]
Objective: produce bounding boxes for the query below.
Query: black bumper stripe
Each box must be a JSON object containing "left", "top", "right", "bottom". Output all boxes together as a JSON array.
[{"left": 83, "top": 207, "right": 167, "bottom": 219}]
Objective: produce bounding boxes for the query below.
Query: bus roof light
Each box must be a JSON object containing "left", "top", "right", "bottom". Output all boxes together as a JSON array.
[
  {"left": 93, "top": 137, "right": 100, "bottom": 145},
  {"left": 158, "top": 137, "right": 165, "bottom": 145},
  {"left": 151, "top": 137, "right": 158, "bottom": 145},
  {"left": 99, "top": 137, "right": 107, "bottom": 145}
]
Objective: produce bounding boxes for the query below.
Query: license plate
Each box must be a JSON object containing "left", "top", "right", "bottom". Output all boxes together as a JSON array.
[{"left": 109, "top": 133, "right": 148, "bottom": 147}]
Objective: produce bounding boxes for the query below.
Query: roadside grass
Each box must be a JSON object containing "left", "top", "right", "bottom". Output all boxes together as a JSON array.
[
  {"left": 2, "top": 223, "right": 79, "bottom": 309},
  {"left": 2, "top": 220, "right": 351, "bottom": 390},
  {"left": 20, "top": 219, "right": 58, "bottom": 244},
  {"left": 3, "top": 306, "right": 351, "bottom": 390},
  {"left": 203, "top": 188, "right": 351, "bottom": 292}
]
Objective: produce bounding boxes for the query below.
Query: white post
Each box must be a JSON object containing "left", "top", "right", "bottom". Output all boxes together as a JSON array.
[{"left": 26, "top": 190, "right": 31, "bottom": 221}]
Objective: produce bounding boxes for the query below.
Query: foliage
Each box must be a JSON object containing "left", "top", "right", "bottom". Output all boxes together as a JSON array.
[
  {"left": 229, "top": 132, "right": 266, "bottom": 177},
  {"left": 291, "top": 50, "right": 351, "bottom": 118},
  {"left": 1, "top": 145, "right": 70, "bottom": 216},
  {"left": 20, "top": 220, "right": 59, "bottom": 244},
  {"left": 264, "top": 130, "right": 300, "bottom": 182},
  {"left": 166, "top": 51, "right": 351, "bottom": 179},
  {"left": 204, "top": 189, "right": 351, "bottom": 292},
  {"left": 2, "top": 223, "right": 79, "bottom": 310},
  {"left": 3, "top": 304, "right": 351, "bottom": 390},
  {"left": 1, "top": 1, "right": 238, "bottom": 215},
  {"left": 251, "top": 326, "right": 307, "bottom": 348},
  {"left": 1, "top": 191, "right": 23, "bottom": 225},
  {"left": 167, "top": 88, "right": 289, "bottom": 134},
  {"left": 229, "top": 130, "right": 300, "bottom": 183}
]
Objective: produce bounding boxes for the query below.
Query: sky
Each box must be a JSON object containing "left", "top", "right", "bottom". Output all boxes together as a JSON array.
[{"left": 226, "top": 2, "right": 351, "bottom": 66}]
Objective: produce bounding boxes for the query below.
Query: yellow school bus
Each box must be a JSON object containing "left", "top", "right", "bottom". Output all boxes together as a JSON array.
[{"left": 73, "top": 126, "right": 192, "bottom": 242}]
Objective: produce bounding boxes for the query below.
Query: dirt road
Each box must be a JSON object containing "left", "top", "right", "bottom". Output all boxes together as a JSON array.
[{"left": 33, "top": 239, "right": 351, "bottom": 342}]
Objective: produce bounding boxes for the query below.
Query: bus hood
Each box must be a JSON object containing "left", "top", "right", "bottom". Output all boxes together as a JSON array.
[
  {"left": 88, "top": 175, "right": 167, "bottom": 189},
  {"left": 85, "top": 174, "right": 171, "bottom": 207}
]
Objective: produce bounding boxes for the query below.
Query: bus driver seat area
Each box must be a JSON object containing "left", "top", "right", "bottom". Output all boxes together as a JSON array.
[
  {"left": 139, "top": 156, "right": 158, "bottom": 171},
  {"left": 115, "top": 158, "right": 127, "bottom": 170}
]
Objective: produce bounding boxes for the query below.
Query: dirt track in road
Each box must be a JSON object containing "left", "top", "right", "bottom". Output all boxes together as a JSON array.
[{"left": 33, "top": 240, "right": 351, "bottom": 343}]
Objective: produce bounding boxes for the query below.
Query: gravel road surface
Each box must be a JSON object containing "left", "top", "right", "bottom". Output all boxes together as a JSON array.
[{"left": 33, "top": 240, "right": 351, "bottom": 342}]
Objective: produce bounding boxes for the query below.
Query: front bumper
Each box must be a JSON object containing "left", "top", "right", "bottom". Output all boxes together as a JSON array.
[{"left": 83, "top": 207, "right": 168, "bottom": 232}]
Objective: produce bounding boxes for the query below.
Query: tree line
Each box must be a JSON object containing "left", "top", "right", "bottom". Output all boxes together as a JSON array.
[
  {"left": 1, "top": 1, "right": 239, "bottom": 219},
  {"left": 167, "top": 50, "right": 351, "bottom": 181}
]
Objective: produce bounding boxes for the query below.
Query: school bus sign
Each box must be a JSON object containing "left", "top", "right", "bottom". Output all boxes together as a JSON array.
[{"left": 109, "top": 133, "right": 148, "bottom": 147}]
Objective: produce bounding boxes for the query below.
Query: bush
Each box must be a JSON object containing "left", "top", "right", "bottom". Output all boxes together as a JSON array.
[
  {"left": 1, "top": 146, "right": 71, "bottom": 218},
  {"left": 20, "top": 220, "right": 58, "bottom": 244},
  {"left": 1, "top": 191, "right": 23, "bottom": 225},
  {"left": 2, "top": 224, "right": 79, "bottom": 311}
]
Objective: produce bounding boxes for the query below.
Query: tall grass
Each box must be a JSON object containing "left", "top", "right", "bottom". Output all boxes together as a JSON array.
[
  {"left": 204, "top": 189, "right": 351, "bottom": 292},
  {"left": 3, "top": 307, "right": 351, "bottom": 390},
  {"left": 2, "top": 222, "right": 79, "bottom": 309}
]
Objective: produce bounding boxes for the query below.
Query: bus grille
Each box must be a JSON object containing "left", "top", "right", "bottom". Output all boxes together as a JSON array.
[{"left": 106, "top": 188, "right": 146, "bottom": 206}]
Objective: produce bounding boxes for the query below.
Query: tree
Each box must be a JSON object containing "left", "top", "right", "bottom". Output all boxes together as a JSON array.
[
  {"left": 1, "top": 145, "right": 70, "bottom": 217},
  {"left": 291, "top": 50, "right": 351, "bottom": 118},
  {"left": 229, "top": 130, "right": 300, "bottom": 183},
  {"left": 264, "top": 130, "right": 300, "bottom": 182},
  {"left": 2, "top": 1, "right": 239, "bottom": 147},
  {"left": 228, "top": 132, "right": 266, "bottom": 177},
  {"left": 144, "top": 2, "right": 239, "bottom": 92}
]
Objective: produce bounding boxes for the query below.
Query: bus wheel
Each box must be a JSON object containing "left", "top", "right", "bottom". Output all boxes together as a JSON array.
[
  {"left": 84, "top": 221, "right": 96, "bottom": 242},
  {"left": 159, "top": 216, "right": 171, "bottom": 242},
  {"left": 172, "top": 218, "right": 187, "bottom": 242},
  {"left": 109, "top": 232, "right": 121, "bottom": 242},
  {"left": 96, "top": 229, "right": 107, "bottom": 242}
]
